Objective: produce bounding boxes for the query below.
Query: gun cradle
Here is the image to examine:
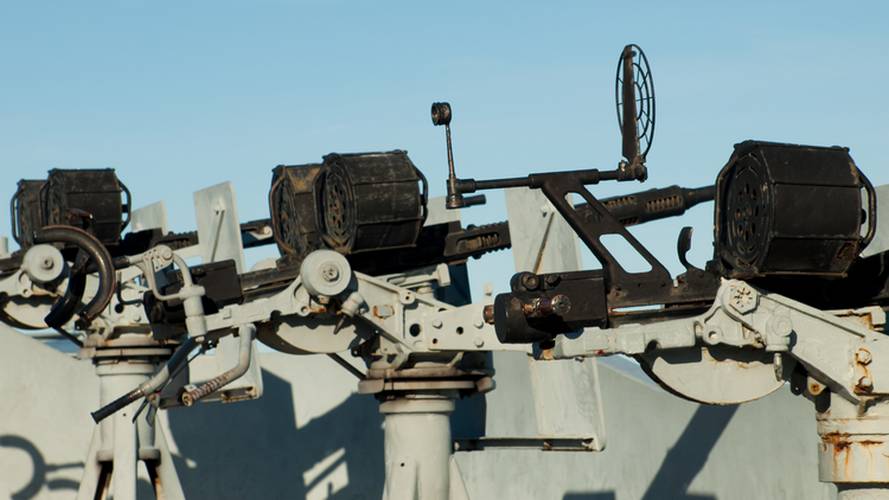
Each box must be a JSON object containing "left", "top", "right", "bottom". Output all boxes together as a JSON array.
[{"left": 489, "top": 141, "right": 881, "bottom": 345}]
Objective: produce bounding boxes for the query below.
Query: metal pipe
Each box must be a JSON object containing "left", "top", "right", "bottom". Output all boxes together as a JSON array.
[
  {"left": 180, "top": 324, "right": 255, "bottom": 406},
  {"left": 34, "top": 225, "right": 116, "bottom": 326},
  {"left": 327, "top": 353, "right": 366, "bottom": 380},
  {"left": 458, "top": 168, "right": 624, "bottom": 194}
]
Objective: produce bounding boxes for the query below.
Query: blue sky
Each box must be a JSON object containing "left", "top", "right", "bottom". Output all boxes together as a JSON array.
[{"left": 2, "top": 1, "right": 887, "bottom": 294}]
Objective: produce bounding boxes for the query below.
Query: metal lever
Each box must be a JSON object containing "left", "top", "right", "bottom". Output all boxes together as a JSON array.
[
  {"left": 431, "top": 101, "right": 487, "bottom": 209},
  {"left": 91, "top": 336, "right": 201, "bottom": 423}
]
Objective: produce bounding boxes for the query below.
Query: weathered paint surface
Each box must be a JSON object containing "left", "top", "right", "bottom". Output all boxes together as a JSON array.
[{"left": 0, "top": 325, "right": 834, "bottom": 499}]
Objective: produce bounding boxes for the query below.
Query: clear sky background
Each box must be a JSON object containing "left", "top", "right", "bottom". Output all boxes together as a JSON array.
[{"left": 1, "top": 1, "right": 887, "bottom": 295}]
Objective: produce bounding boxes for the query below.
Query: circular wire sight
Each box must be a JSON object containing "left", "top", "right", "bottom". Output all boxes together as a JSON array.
[
  {"left": 431, "top": 102, "right": 452, "bottom": 126},
  {"left": 615, "top": 44, "right": 656, "bottom": 159}
]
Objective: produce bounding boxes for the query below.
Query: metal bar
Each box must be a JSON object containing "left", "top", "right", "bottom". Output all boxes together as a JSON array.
[
  {"left": 453, "top": 437, "right": 598, "bottom": 452},
  {"left": 327, "top": 352, "right": 367, "bottom": 380}
]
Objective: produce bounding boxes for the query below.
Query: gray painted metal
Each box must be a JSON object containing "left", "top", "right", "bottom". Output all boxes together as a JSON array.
[
  {"left": 424, "top": 196, "right": 461, "bottom": 226},
  {"left": 130, "top": 201, "right": 169, "bottom": 234},
  {"left": 0, "top": 328, "right": 834, "bottom": 499},
  {"left": 553, "top": 277, "right": 889, "bottom": 494},
  {"left": 77, "top": 361, "right": 185, "bottom": 500},
  {"left": 380, "top": 397, "right": 459, "bottom": 500},
  {"left": 482, "top": 188, "right": 605, "bottom": 449},
  {"left": 187, "top": 183, "right": 263, "bottom": 405},
  {"left": 193, "top": 182, "right": 245, "bottom": 273}
]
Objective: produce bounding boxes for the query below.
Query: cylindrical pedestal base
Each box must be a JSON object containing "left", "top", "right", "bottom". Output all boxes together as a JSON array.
[
  {"left": 380, "top": 395, "right": 455, "bottom": 500},
  {"left": 818, "top": 395, "right": 889, "bottom": 499},
  {"left": 837, "top": 485, "right": 889, "bottom": 500}
]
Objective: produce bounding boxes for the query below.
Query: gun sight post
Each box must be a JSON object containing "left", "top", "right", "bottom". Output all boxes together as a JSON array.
[{"left": 431, "top": 102, "right": 486, "bottom": 209}]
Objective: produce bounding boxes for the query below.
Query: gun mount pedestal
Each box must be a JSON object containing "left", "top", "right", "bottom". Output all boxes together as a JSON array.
[
  {"left": 820, "top": 394, "right": 889, "bottom": 499},
  {"left": 77, "top": 336, "right": 184, "bottom": 500},
  {"left": 379, "top": 393, "right": 458, "bottom": 500},
  {"left": 359, "top": 358, "right": 487, "bottom": 500},
  {"left": 837, "top": 486, "right": 889, "bottom": 500}
]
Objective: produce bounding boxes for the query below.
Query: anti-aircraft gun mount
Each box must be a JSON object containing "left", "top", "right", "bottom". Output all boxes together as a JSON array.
[
  {"left": 0, "top": 44, "right": 729, "bottom": 500},
  {"left": 105, "top": 44, "right": 720, "bottom": 499},
  {"left": 432, "top": 43, "right": 889, "bottom": 498},
  {"left": 75, "top": 106, "right": 717, "bottom": 500},
  {"left": 0, "top": 170, "right": 275, "bottom": 499},
  {"left": 5, "top": 41, "right": 885, "bottom": 499}
]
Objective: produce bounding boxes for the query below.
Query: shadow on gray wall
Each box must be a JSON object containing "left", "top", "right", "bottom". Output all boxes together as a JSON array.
[
  {"left": 167, "top": 369, "right": 385, "bottom": 499},
  {"left": 563, "top": 404, "right": 737, "bottom": 500},
  {"left": 0, "top": 435, "right": 82, "bottom": 500}
]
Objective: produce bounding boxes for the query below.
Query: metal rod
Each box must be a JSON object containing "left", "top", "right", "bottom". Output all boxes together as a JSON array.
[
  {"left": 446, "top": 124, "right": 456, "bottom": 191},
  {"left": 456, "top": 167, "right": 624, "bottom": 195},
  {"left": 327, "top": 352, "right": 366, "bottom": 380},
  {"left": 181, "top": 324, "right": 255, "bottom": 406},
  {"left": 91, "top": 336, "right": 200, "bottom": 423}
]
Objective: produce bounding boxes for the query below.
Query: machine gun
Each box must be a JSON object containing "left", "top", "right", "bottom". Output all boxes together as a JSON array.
[
  {"left": 0, "top": 169, "right": 277, "bottom": 499},
  {"left": 145, "top": 148, "right": 716, "bottom": 333},
  {"left": 429, "top": 45, "right": 879, "bottom": 344},
  {"left": 11, "top": 43, "right": 882, "bottom": 499},
  {"left": 433, "top": 44, "right": 889, "bottom": 498}
]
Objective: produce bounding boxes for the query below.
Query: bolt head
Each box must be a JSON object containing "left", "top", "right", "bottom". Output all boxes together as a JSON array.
[
  {"left": 728, "top": 283, "right": 758, "bottom": 314},
  {"left": 857, "top": 349, "right": 873, "bottom": 365},
  {"left": 858, "top": 376, "right": 874, "bottom": 391},
  {"left": 482, "top": 305, "right": 495, "bottom": 325},
  {"left": 320, "top": 264, "right": 340, "bottom": 282},
  {"left": 474, "top": 337, "right": 484, "bottom": 348},
  {"left": 551, "top": 294, "right": 571, "bottom": 315},
  {"left": 808, "top": 382, "right": 825, "bottom": 396},
  {"left": 520, "top": 273, "right": 540, "bottom": 291}
]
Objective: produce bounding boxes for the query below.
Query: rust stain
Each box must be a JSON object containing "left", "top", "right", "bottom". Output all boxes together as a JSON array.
[
  {"left": 824, "top": 433, "right": 854, "bottom": 478},
  {"left": 854, "top": 362, "right": 874, "bottom": 394},
  {"left": 821, "top": 433, "right": 886, "bottom": 479},
  {"left": 822, "top": 432, "right": 852, "bottom": 452}
]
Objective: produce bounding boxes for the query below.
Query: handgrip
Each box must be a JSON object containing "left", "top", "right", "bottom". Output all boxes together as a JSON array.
[
  {"left": 91, "top": 387, "right": 143, "bottom": 423},
  {"left": 858, "top": 167, "right": 878, "bottom": 250},
  {"left": 461, "top": 194, "right": 487, "bottom": 207}
]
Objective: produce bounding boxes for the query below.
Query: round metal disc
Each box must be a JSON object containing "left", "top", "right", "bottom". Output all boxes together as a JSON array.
[
  {"left": 21, "top": 244, "right": 65, "bottom": 284},
  {"left": 299, "top": 249, "right": 352, "bottom": 297},
  {"left": 637, "top": 345, "right": 793, "bottom": 405}
]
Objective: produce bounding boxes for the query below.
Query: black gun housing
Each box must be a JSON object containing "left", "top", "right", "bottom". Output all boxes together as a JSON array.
[
  {"left": 11, "top": 169, "right": 130, "bottom": 250},
  {"left": 715, "top": 141, "right": 875, "bottom": 279}
]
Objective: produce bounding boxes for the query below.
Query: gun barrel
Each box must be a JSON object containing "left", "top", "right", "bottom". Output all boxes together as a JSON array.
[{"left": 593, "top": 185, "right": 714, "bottom": 226}]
